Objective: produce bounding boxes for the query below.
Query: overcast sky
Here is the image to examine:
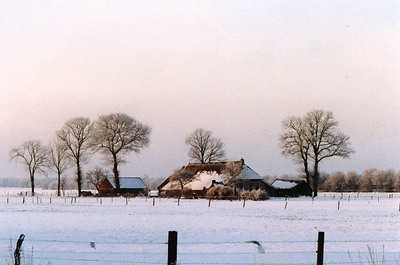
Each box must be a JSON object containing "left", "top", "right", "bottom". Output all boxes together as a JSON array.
[{"left": 0, "top": 1, "right": 399, "bottom": 180}]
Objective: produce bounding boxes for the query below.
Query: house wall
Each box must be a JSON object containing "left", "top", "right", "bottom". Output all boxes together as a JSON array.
[{"left": 97, "top": 179, "right": 114, "bottom": 195}]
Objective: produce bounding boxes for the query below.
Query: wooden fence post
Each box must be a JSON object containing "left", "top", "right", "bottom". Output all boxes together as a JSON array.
[
  {"left": 168, "top": 231, "right": 178, "bottom": 265},
  {"left": 317, "top": 231, "right": 325, "bottom": 265},
  {"left": 14, "top": 234, "right": 25, "bottom": 265}
]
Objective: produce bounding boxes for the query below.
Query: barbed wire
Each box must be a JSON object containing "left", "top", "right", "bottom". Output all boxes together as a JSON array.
[
  {"left": 0, "top": 238, "right": 400, "bottom": 246},
  {"left": 1, "top": 237, "right": 400, "bottom": 245}
]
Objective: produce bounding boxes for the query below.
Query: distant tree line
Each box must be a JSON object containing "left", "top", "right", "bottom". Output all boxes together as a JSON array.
[{"left": 319, "top": 169, "right": 400, "bottom": 192}]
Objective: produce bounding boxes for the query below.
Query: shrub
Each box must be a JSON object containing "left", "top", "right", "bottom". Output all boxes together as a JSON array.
[
  {"left": 218, "top": 186, "right": 234, "bottom": 199},
  {"left": 251, "top": 189, "right": 268, "bottom": 200},
  {"left": 206, "top": 186, "right": 234, "bottom": 200},
  {"left": 206, "top": 187, "right": 219, "bottom": 199},
  {"left": 182, "top": 188, "right": 195, "bottom": 198},
  {"left": 240, "top": 189, "right": 269, "bottom": 201}
]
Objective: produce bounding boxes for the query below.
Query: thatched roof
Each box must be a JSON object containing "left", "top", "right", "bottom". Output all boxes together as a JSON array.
[{"left": 158, "top": 159, "right": 264, "bottom": 191}]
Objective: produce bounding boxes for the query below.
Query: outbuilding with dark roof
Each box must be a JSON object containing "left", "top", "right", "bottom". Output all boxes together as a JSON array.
[{"left": 96, "top": 176, "right": 145, "bottom": 196}]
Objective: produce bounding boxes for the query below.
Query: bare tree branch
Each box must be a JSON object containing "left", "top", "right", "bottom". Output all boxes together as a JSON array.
[
  {"left": 57, "top": 117, "right": 93, "bottom": 196},
  {"left": 48, "top": 139, "right": 70, "bottom": 196},
  {"left": 10, "top": 140, "right": 48, "bottom": 196},
  {"left": 91, "top": 113, "right": 151, "bottom": 189},
  {"left": 280, "top": 110, "right": 354, "bottom": 197},
  {"left": 185, "top": 128, "right": 225, "bottom": 164}
]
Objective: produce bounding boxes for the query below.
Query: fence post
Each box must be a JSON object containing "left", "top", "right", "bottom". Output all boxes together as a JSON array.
[
  {"left": 168, "top": 231, "right": 178, "bottom": 265},
  {"left": 14, "top": 234, "right": 25, "bottom": 265},
  {"left": 317, "top": 231, "right": 325, "bottom": 265}
]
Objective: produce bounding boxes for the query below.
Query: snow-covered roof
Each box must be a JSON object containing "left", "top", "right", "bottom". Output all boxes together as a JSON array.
[
  {"left": 161, "top": 171, "right": 224, "bottom": 191},
  {"left": 107, "top": 177, "right": 145, "bottom": 189},
  {"left": 271, "top": 179, "right": 299, "bottom": 189},
  {"left": 184, "top": 171, "right": 224, "bottom": 190},
  {"left": 238, "top": 165, "right": 263, "bottom": 180},
  {"left": 159, "top": 159, "right": 264, "bottom": 190}
]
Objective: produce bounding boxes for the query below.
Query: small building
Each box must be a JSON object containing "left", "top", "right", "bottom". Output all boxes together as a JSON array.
[
  {"left": 158, "top": 159, "right": 269, "bottom": 197},
  {"left": 269, "top": 178, "right": 312, "bottom": 197},
  {"left": 235, "top": 162, "right": 270, "bottom": 191},
  {"left": 96, "top": 176, "right": 145, "bottom": 196}
]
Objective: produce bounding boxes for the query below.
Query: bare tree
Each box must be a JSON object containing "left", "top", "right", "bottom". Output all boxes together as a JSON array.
[
  {"left": 280, "top": 117, "right": 312, "bottom": 185},
  {"left": 185, "top": 128, "right": 225, "bottom": 164},
  {"left": 48, "top": 140, "right": 70, "bottom": 196},
  {"left": 169, "top": 168, "right": 194, "bottom": 197},
  {"left": 222, "top": 160, "right": 244, "bottom": 195},
  {"left": 57, "top": 117, "right": 93, "bottom": 197},
  {"left": 86, "top": 167, "right": 109, "bottom": 190},
  {"left": 280, "top": 110, "right": 353, "bottom": 197},
  {"left": 10, "top": 140, "right": 48, "bottom": 196},
  {"left": 91, "top": 113, "right": 151, "bottom": 190}
]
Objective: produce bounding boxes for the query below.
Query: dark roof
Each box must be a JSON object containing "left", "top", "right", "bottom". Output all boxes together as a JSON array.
[{"left": 106, "top": 176, "right": 145, "bottom": 189}]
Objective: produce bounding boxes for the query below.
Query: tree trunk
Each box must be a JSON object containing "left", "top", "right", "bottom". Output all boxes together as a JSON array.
[
  {"left": 179, "top": 180, "right": 184, "bottom": 198},
  {"left": 113, "top": 154, "right": 120, "bottom": 190},
  {"left": 57, "top": 170, "right": 61, "bottom": 197},
  {"left": 77, "top": 160, "right": 82, "bottom": 197},
  {"left": 303, "top": 160, "right": 311, "bottom": 185},
  {"left": 30, "top": 173, "right": 35, "bottom": 197},
  {"left": 312, "top": 162, "right": 319, "bottom": 198}
]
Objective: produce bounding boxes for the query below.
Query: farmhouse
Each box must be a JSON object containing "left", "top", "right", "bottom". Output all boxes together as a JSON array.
[
  {"left": 96, "top": 176, "right": 145, "bottom": 196},
  {"left": 158, "top": 159, "right": 269, "bottom": 197},
  {"left": 268, "top": 178, "right": 312, "bottom": 197}
]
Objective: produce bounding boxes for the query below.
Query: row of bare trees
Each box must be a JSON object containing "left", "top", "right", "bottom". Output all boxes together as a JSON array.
[
  {"left": 10, "top": 113, "right": 151, "bottom": 196},
  {"left": 320, "top": 169, "right": 400, "bottom": 192},
  {"left": 10, "top": 109, "right": 354, "bottom": 197}
]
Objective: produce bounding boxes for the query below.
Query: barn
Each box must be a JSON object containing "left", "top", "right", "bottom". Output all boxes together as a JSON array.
[
  {"left": 96, "top": 176, "right": 145, "bottom": 196},
  {"left": 158, "top": 159, "right": 269, "bottom": 197},
  {"left": 268, "top": 178, "right": 312, "bottom": 197}
]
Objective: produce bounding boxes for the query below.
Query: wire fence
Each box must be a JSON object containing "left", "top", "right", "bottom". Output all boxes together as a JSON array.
[{"left": 1, "top": 233, "right": 399, "bottom": 265}]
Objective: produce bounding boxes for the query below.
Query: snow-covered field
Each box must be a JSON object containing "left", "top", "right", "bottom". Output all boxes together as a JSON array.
[{"left": 0, "top": 189, "right": 399, "bottom": 265}]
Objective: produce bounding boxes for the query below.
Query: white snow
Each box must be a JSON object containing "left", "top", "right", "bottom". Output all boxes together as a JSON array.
[
  {"left": 184, "top": 171, "right": 224, "bottom": 190},
  {"left": 0, "top": 189, "right": 399, "bottom": 265},
  {"left": 271, "top": 180, "right": 298, "bottom": 189},
  {"left": 161, "top": 171, "right": 224, "bottom": 191}
]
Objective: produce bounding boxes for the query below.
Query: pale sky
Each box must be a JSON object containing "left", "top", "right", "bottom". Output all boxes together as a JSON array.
[{"left": 1, "top": 1, "right": 399, "bottom": 180}]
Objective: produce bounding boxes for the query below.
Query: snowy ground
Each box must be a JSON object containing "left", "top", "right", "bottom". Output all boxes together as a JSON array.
[{"left": 0, "top": 189, "right": 399, "bottom": 265}]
